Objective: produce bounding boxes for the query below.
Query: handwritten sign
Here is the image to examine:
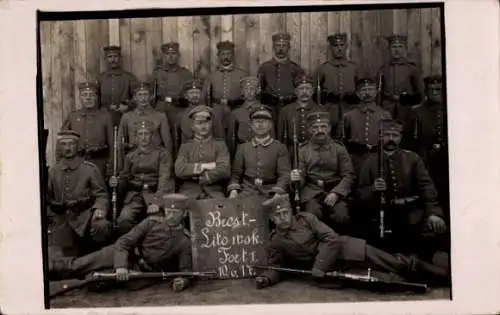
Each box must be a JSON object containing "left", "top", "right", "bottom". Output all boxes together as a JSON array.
[{"left": 189, "top": 196, "right": 269, "bottom": 279}]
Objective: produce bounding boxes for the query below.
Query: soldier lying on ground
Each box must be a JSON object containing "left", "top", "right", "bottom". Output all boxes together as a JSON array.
[
  {"left": 49, "top": 194, "right": 193, "bottom": 293},
  {"left": 254, "top": 195, "right": 449, "bottom": 289}
]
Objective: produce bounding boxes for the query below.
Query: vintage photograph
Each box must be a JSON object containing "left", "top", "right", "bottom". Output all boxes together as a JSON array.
[{"left": 38, "top": 2, "right": 450, "bottom": 309}]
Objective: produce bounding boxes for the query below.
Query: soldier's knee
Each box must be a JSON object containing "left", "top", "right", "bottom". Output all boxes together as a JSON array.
[
  {"left": 304, "top": 200, "right": 323, "bottom": 220},
  {"left": 89, "top": 220, "right": 112, "bottom": 244},
  {"left": 117, "top": 215, "right": 136, "bottom": 234}
]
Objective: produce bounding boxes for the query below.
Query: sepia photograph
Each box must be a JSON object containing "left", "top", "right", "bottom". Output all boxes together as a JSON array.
[{"left": 36, "top": 1, "right": 454, "bottom": 310}]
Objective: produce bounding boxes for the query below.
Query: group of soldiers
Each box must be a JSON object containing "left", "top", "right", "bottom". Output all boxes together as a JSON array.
[{"left": 47, "top": 31, "right": 450, "bottom": 293}]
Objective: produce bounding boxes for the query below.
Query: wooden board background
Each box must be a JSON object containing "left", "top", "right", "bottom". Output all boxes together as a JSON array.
[{"left": 40, "top": 8, "right": 443, "bottom": 166}]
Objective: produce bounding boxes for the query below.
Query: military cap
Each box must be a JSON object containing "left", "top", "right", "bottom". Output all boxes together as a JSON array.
[
  {"left": 103, "top": 45, "right": 121, "bottom": 55},
  {"left": 381, "top": 118, "right": 404, "bottom": 133},
  {"left": 272, "top": 32, "right": 291, "bottom": 43},
  {"left": 188, "top": 105, "right": 213, "bottom": 121},
  {"left": 356, "top": 77, "right": 377, "bottom": 88},
  {"left": 216, "top": 41, "right": 235, "bottom": 51},
  {"left": 78, "top": 81, "right": 99, "bottom": 92},
  {"left": 306, "top": 111, "right": 330, "bottom": 125},
  {"left": 136, "top": 120, "right": 155, "bottom": 132},
  {"left": 132, "top": 81, "right": 152, "bottom": 93},
  {"left": 424, "top": 74, "right": 443, "bottom": 86},
  {"left": 262, "top": 194, "right": 292, "bottom": 216},
  {"left": 57, "top": 130, "right": 80, "bottom": 142},
  {"left": 240, "top": 76, "right": 260, "bottom": 88},
  {"left": 294, "top": 74, "right": 314, "bottom": 87},
  {"left": 161, "top": 42, "right": 180, "bottom": 53},
  {"left": 387, "top": 34, "right": 408, "bottom": 44},
  {"left": 182, "top": 79, "right": 203, "bottom": 94},
  {"left": 327, "top": 33, "right": 347, "bottom": 45},
  {"left": 163, "top": 193, "right": 189, "bottom": 211},
  {"left": 250, "top": 105, "right": 273, "bottom": 120}
]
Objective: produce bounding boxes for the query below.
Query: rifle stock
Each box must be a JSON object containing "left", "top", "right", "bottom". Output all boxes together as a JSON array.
[
  {"left": 112, "top": 126, "right": 118, "bottom": 227},
  {"left": 291, "top": 120, "right": 301, "bottom": 213}
]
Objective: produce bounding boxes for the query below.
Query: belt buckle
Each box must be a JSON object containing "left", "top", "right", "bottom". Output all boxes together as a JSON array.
[
  {"left": 317, "top": 180, "right": 324, "bottom": 188},
  {"left": 366, "top": 144, "right": 373, "bottom": 150},
  {"left": 221, "top": 99, "right": 228, "bottom": 105},
  {"left": 254, "top": 178, "right": 263, "bottom": 186},
  {"left": 433, "top": 144, "right": 441, "bottom": 150},
  {"left": 143, "top": 184, "right": 149, "bottom": 191},
  {"left": 165, "top": 96, "right": 172, "bottom": 103}
]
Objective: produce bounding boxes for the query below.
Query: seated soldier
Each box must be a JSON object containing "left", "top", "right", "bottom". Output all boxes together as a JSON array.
[
  {"left": 174, "top": 105, "right": 231, "bottom": 200},
  {"left": 254, "top": 195, "right": 450, "bottom": 289},
  {"left": 109, "top": 120, "right": 175, "bottom": 235},
  {"left": 49, "top": 194, "right": 193, "bottom": 293},
  {"left": 47, "top": 130, "right": 112, "bottom": 257},
  {"left": 290, "top": 111, "right": 355, "bottom": 234},
  {"left": 357, "top": 118, "right": 447, "bottom": 259},
  {"left": 228, "top": 105, "right": 290, "bottom": 200}
]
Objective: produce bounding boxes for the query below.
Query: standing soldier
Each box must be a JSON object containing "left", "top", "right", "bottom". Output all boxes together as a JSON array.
[
  {"left": 411, "top": 75, "right": 449, "bottom": 220},
  {"left": 118, "top": 81, "right": 172, "bottom": 159},
  {"left": 379, "top": 34, "right": 425, "bottom": 147},
  {"left": 175, "top": 105, "right": 231, "bottom": 200},
  {"left": 290, "top": 111, "right": 356, "bottom": 233},
  {"left": 98, "top": 46, "right": 139, "bottom": 126},
  {"left": 314, "top": 33, "right": 360, "bottom": 138},
  {"left": 109, "top": 120, "right": 175, "bottom": 235},
  {"left": 258, "top": 32, "right": 305, "bottom": 123},
  {"left": 47, "top": 130, "right": 112, "bottom": 257},
  {"left": 202, "top": 40, "right": 248, "bottom": 115},
  {"left": 277, "top": 75, "right": 324, "bottom": 155},
  {"left": 61, "top": 81, "right": 113, "bottom": 177},
  {"left": 341, "top": 77, "right": 392, "bottom": 176},
  {"left": 152, "top": 42, "right": 193, "bottom": 117},
  {"left": 228, "top": 105, "right": 290, "bottom": 199},
  {"left": 357, "top": 118, "right": 447, "bottom": 259}
]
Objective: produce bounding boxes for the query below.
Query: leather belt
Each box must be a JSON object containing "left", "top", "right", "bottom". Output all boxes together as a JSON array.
[{"left": 244, "top": 176, "right": 276, "bottom": 186}]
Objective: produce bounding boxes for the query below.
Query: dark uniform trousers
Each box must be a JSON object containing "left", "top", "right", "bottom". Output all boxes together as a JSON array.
[{"left": 260, "top": 213, "right": 449, "bottom": 287}]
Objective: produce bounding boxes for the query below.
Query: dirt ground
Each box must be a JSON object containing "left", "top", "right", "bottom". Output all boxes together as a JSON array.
[{"left": 50, "top": 278, "right": 451, "bottom": 308}]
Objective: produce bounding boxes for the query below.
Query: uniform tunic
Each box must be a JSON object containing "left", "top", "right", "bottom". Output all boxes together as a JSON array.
[
  {"left": 201, "top": 65, "right": 248, "bottom": 110},
  {"left": 174, "top": 137, "right": 231, "bottom": 199},
  {"left": 313, "top": 59, "right": 359, "bottom": 103},
  {"left": 61, "top": 108, "right": 113, "bottom": 177},
  {"left": 228, "top": 137, "right": 290, "bottom": 197},
  {"left": 151, "top": 65, "right": 193, "bottom": 112}
]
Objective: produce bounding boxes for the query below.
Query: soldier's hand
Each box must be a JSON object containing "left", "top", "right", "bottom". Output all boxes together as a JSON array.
[
  {"left": 427, "top": 215, "right": 446, "bottom": 234},
  {"left": 229, "top": 190, "right": 238, "bottom": 199},
  {"left": 311, "top": 268, "right": 325, "bottom": 278},
  {"left": 109, "top": 176, "right": 119, "bottom": 188},
  {"left": 172, "top": 277, "right": 189, "bottom": 292},
  {"left": 116, "top": 268, "right": 129, "bottom": 281},
  {"left": 110, "top": 104, "right": 118, "bottom": 111},
  {"left": 147, "top": 204, "right": 160, "bottom": 214},
  {"left": 290, "top": 169, "right": 302, "bottom": 182},
  {"left": 92, "top": 209, "right": 105, "bottom": 220},
  {"left": 255, "top": 276, "right": 269, "bottom": 289},
  {"left": 324, "top": 192, "right": 339, "bottom": 207},
  {"left": 119, "top": 103, "right": 129, "bottom": 112},
  {"left": 373, "top": 178, "right": 387, "bottom": 192}
]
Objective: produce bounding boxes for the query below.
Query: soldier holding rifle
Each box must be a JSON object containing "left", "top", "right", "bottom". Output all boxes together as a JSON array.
[
  {"left": 290, "top": 111, "right": 355, "bottom": 233},
  {"left": 49, "top": 194, "right": 196, "bottom": 293},
  {"left": 357, "top": 118, "right": 447, "bottom": 258},
  {"left": 253, "top": 195, "right": 450, "bottom": 289},
  {"left": 228, "top": 105, "right": 290, "bottom": 199}
]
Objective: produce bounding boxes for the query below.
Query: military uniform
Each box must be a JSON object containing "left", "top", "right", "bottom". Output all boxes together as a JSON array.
[
  {"left": 152, "top": 42, "right": 194, "bottom": 114},
  {"left": 47, "top": 131, "right": 112, "bottom": 257},
  {"left": 258, "top": 33, "right": 305, "bottom": 120},
  {"left": 98, "top": 46, "right": 140, "bottom": 126},
  {"left": 257, "top": 196, "right": 450, "bottom": 288},
  {"left": 296, "top": 113, "right": 356, "bottom": 232},
  {"left": 174, "top": 106, "right": 231, "bottom": 200},
  {"left": 62, "top": 82, "right": 114, "bottom": 177},
  {"left": 116, "top": 123, "right": 175, "bottom": 234}
]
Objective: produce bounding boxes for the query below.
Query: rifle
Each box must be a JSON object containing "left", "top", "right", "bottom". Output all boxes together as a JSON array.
[
  {"left": 231, "top": 119, "right": 239, "bottom": 161},
  {"left": 252, "top": 265, "right": 428, "bottom": 294},
  {"left": 49, "top": 270, "right": 217, "bottom": 298},
  {"left": 377, "top": 118, "right": 391, "bottom": 239},
  {"left": 111, "top": 125, "right": 118, "bottom": 227},
  {"left": 153, "top": 78, "right": 159, "bottom": 107},
  {"left": 291, "top": 119, "right": 301, "bottom": 213},
  {"left": 316, "top": 75, "right": 322, "bottom": 106}
]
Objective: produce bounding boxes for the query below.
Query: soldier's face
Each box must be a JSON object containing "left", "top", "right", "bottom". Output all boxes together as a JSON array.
[
  {"left": 59, "top": 139, "right": 78, "bottom": 159},
  {"left": 80, "top": 90, "right": 98, "bottom": 109},
  {"left": 357, "top": 85, "right": 378, "bottom": 102},
  {"left": 106, "top": 52, "right": 121, "bottom": 69},
  {"left": 185, "top": 89, "right": 202, "bottom": 104},
  {"left": 242, "top": 85, "right": 259, "bottom": 100},
  {"left": 134, "top": 90, "right": 151, "bottom": 107},
  {"left": 192, "top": 118, "right": 212, "bottom": 138},
  {"left": 390, "top": 42, "right": 406, "bottom": 59},
  {"left": 296, "top": 84, "right": 314, "bottom": 102},
  {"left": 251, "top": 118, "right": 273, "bottom": 136},
  {"left": 427, "top": 83, "right": 442, "bottom": 103},
  {"left": 310, "top": 122, "right": 331, "bottom": 142},
  {"left": 164, "top": 208, "right": 185, "bottom": 226},
  {"left": 218, "top": 50, "right": 234, "bottom": 66},
  {"left": 137, "top": 129, "right": 152, "bottom": 147},
  {"left": 162, "top": 51, "right": 179, "bottom": 65},
  {"left": 383, "top": 130, "right": 402, "bottom": 151},
  {"left": 332, "top": 42, "right": 347, "bottom": 59},
  {"left": 271, "top": 209, "right": 293, "bottom": 229},
  {"left": 273, "top": 42, "right": 290, "bottom": 58}
]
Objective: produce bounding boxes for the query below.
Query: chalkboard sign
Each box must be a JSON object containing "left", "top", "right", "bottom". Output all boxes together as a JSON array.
[{"left": 189, "top": 196, "right": 269, "bottom": 279}]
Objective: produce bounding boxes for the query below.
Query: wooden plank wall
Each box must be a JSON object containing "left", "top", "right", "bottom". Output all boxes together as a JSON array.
[{"left": 40, "top": 8, "right": 443, "bottom": 166}]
